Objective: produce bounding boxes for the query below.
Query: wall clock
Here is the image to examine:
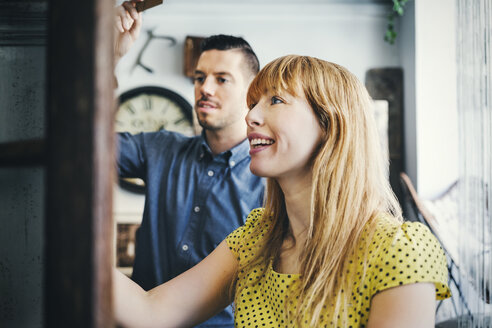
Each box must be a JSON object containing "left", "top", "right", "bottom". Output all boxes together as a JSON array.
[{"left": 116, "top": 86, "right": 195, "bottom": 192}]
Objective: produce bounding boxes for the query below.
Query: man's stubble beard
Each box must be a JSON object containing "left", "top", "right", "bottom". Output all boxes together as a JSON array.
[
  {"left": 195, "top": 108, "right": 242, "bottom": 132},
  {"left": 196, "top": 113, "right": 224, "bottom": 131},
  {"left": 198, "top": 119, "right": 221, "bottom": 131}
]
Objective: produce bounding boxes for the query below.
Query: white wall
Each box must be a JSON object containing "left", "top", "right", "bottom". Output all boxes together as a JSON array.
[
  {"left": 114, "top": 0, "right": 460, "bottom": 206},
  {"left": 116, "top": 1, "right": 398, "bottom": 97},
  {"left": 114, "top": 0, "right": 398, "bottom": 219},
  {"left": 414, "top": 0, "right": 458, "bottom": 198}
]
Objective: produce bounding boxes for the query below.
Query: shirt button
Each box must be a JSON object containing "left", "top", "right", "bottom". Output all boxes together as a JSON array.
[
  {"left": 182, "top": 244, "right": 189, "bottom": 251},
  {"left": 207, "top": 170, "right": 214, "bottom": 177},
  {"left": 230, "top": 160, "right": 236, "bottom": 167},
  {"left": 194, "top": 206, "right": 200, "bottom": 213}
]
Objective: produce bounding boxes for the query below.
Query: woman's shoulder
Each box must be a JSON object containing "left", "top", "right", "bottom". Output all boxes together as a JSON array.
[
  {"left": 225, "top": 208, "right": 269, "bottom": 260},
  {"left": 370, "top": 215, "right": 440, "bottom": 250},
  {"left": 238, "top": 208, "right": 268, "bottom": 235},
  {"left": 364, "top": 215, "right": 451, "bottom": 300},
  {"left": 244, "top": 207, "right": 267, "bottom": 227},
  {"left": 366, "top": 215, "right": 445, "bottom": 263}
]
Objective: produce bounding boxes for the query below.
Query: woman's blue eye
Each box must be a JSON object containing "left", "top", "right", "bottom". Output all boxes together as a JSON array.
[
  {"left": 218, "top": 77, "right": 228, "bottom": 83},
  {"left": 271, "top": 96, "right": 283, "bottom": 105}
]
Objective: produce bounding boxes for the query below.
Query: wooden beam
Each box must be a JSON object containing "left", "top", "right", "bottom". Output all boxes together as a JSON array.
[
  {"left": 0, "top": 139, "right": 45, "bottom": 167},
  {"left": 365, "top": 68, "right": 405, "bottom": 210},
  {"left": 45, "top": 0, "right": 115, "bottom": 326}
]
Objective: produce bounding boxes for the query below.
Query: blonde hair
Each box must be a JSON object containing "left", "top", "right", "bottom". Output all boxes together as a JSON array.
[{"left": 236, "top": 55, "right": 402, "bottom": 326}]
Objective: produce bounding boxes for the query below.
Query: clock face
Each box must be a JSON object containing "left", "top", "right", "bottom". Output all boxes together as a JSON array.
[
  {"left": 116, "top": 86, "right": 195, "bottom": 192},
  {"left": 116, "top": 86, "right": 194, "bottom": 136}
]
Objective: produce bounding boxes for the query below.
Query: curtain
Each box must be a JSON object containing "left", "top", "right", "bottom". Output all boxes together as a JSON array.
[{"left": 457, "top": 0, "right": 492, "bottom": 326}]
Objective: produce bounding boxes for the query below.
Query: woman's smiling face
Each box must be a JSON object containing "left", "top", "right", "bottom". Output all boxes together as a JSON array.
[{"left": 246, "top": 89, "right": 323, "bottom": 180}]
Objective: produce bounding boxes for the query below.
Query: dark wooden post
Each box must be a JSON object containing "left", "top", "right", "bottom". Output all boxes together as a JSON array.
[
  {"left": 45, "top": 0, "right": 115, "bottom": 326},
  {"left": 365, "top": 68, "right": 405, "bottom": 211}
]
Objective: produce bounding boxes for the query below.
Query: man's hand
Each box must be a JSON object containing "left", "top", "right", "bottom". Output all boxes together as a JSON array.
[{"left": 114, "top": 1, "right": 143, "bottom": 63}]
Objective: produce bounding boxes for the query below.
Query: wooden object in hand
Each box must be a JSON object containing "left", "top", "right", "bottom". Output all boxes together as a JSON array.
[{"left": 136, "top": 0, "right": 163, "bottom": 12}]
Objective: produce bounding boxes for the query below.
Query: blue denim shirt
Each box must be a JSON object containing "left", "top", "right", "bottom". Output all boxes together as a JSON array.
[{"left": 117, "top": 130, "right": 264, "bottom": 327}]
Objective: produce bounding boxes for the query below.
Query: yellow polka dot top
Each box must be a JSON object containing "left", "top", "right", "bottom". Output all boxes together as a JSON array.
[{"left": 225, "top": 208, "right": 451, "bottom": 328}]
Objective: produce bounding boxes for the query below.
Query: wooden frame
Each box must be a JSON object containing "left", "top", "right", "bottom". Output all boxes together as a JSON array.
[
  {"left": 1, "top": 1, "right": 115, "bottom": 325},
  {"left": 184, "top": 35, "right": 205, "bottom": 78},
  {"left": 45, "top": 0, "right": 115, "bottom": 326}
]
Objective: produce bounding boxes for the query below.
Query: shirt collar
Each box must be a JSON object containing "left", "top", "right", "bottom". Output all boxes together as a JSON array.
[
  {"left": 228, "top": 137, "right": 250, "bottom": 166},
  {"left": 198, "top": 131, "right": 250, "bottom": 166}
]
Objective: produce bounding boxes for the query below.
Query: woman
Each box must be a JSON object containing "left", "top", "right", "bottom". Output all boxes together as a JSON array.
[{"left": 114, "top": 55, "right": 450, "bottom": 328}]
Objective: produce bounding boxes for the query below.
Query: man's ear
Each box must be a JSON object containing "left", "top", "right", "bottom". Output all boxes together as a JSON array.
[{"left": 244, "top": 73, "right": 256, "bottom": 88}]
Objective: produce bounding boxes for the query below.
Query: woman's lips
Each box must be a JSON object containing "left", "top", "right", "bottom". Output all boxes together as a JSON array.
[
  {"left": 249, "top": 144, "right": 271, "bottom": 155},
  {"left": 248, "top": 133, "right": 275, "bottom": 155}
]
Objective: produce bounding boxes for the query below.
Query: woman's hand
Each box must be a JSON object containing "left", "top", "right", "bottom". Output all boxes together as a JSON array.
[{"left": 113, "top": 240, "right": 237, "bottom": 328}]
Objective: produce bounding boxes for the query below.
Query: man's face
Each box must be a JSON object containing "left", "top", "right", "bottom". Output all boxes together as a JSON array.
[{"left": 193, "top": 49, "right": 250, "bottom": 131}]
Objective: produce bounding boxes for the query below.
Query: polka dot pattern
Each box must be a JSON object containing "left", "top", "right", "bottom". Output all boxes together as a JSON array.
[{"left": 226, "top": 209, "right": 451, "bottom": 327}]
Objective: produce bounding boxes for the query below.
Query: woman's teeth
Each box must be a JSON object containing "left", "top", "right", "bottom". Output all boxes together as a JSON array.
[{"left": 250, "top": 138, "right": 274, "bottom": 148}]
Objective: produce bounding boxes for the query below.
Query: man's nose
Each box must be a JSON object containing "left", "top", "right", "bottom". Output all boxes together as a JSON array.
[{"left": 199, "top": 77, "right": 216, "bottom": 97}]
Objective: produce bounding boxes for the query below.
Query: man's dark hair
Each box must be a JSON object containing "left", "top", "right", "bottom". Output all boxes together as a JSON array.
[{"left": 201, "top": 34, "right": 260, "bottom": 77}]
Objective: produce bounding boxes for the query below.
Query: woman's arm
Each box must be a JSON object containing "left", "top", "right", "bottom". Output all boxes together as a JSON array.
[
  {"left": 114, "top": 240, "right": 237, "bottom": 328},
  {"left": 366, "top": 282, "right": 436, "bottom": 328}
]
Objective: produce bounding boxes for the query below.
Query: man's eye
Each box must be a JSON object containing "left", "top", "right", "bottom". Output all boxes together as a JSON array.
[
  {"left": 271, "top": 96, "right": 284, "bottom": 105},
  {"left": 218, "top": 77, "right": 228, "bottom": 83},
  {"left": 193, "top": 76, "right": 204, "bottom": 84}
]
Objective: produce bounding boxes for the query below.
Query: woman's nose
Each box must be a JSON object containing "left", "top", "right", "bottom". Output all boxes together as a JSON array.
[{"left": 245, "top": 104, "right": 263, "bottom": 127}]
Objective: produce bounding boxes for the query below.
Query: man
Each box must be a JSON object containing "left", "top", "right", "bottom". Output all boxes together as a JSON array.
[{"left": 114, "top": 2, "right": 264, "bottom": 327}]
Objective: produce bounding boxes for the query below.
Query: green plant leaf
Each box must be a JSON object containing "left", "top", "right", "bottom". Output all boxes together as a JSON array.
[{"left": 385, "top": 0, "right": 408, "bottom": 44}]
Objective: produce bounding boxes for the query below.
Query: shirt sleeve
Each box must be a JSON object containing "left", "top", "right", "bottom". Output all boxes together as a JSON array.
[
  {"left": 368, "top": 220, "right": 451, "bottom": 300},
  {"left": 117, "top": 132, "right": 147, "bottom": 178},
  {"left": 225, "top": 208, "right": 265, "bottom": 262}
]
